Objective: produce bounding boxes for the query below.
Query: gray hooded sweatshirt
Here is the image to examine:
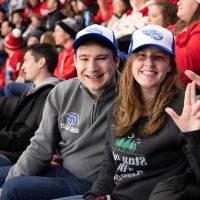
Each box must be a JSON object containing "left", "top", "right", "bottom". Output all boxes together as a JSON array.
[{"left": 7, "top": 76, "right": 117, "bottom": 183}]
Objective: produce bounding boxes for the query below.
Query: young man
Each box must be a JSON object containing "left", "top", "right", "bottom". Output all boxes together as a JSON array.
[
  {"left": 0, "top": 24, "right": 120, "bottom": 200},
  {"left": 0, "top": 43, "right": 60, "bottom": 166}
]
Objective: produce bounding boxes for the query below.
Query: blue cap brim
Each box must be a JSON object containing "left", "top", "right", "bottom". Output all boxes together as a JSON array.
[
  {"left": 129, "top": 44, "right": 175, "bottom": 56},
  {"left": 73, "top": 33, "right": 118, "bottom": 54}
]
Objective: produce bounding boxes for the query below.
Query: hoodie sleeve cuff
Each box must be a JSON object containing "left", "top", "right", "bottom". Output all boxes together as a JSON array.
[{"left": 184, "top": 130, "right": 200, "bottom": 146}]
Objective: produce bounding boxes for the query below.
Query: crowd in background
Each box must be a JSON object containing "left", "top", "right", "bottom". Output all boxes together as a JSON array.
[{"left": 0, "top": 0, "right": 183, "bottom": 97}]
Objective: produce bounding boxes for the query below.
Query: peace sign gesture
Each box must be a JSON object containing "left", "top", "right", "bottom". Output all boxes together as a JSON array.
[{"left": 165, "top": 82, "right": 200, "bottom": 132}]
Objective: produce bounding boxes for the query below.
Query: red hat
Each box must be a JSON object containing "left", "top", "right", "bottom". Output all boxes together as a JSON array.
[{"left": 3, "top": 28, "right": 22, "bottom": 50}]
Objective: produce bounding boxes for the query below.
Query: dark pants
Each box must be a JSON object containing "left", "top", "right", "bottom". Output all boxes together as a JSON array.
[{"left": 0, "top": 165, "right": 92, "bottom": 200}]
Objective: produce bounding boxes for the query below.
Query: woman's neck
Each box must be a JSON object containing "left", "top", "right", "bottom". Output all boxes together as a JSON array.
[{"left": 141, "top": 89, "right": 158, "bottom": 115}]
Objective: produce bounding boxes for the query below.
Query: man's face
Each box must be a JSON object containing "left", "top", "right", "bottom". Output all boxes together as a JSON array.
[
  {"left": 53, "top": 25, "right": 69, "bottom": 46},
  {"left": 74, "top": 43, "right": 119, "bottom": 98},
  {"left": 1, "top": 21, "right": 12, "bottom": 37},
  {"left": 47, "top": 0, "right": 57, "bottom": 11},
  {"left": 27, "top": 36, "right": 40, "bottom": 46},
  {"left": 21, "top": 51, "right": 41, "bottom": 82},
  {"left": 12, "top": 13, "right": 23, "bottom": 25}
]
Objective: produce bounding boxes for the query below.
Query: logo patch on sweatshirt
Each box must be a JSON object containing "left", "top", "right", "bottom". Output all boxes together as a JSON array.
[
  {"left": 60, "top": 112, "right": 80, "bottom": 134},
  {"left": 66, "top": 112, "right": 79, "bottom": 126}
]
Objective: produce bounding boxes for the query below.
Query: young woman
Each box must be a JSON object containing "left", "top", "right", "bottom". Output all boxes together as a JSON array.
[
  {"left": 173, "top": 0, "right": 200, "bottom": 85},
  {"left": 56, "top": 25, "right": 200, "bottom": 200},
  {"left": 148, "top": 1, "right": 178, "bottom": 27}
]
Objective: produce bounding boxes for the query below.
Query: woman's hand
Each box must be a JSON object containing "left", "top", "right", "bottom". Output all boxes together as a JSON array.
[
  {"left": 165, "top": 82, "right": 200, "bottom": 132},
  {"left": 185, "top": 70, "right": 200, "bottom": 86}
]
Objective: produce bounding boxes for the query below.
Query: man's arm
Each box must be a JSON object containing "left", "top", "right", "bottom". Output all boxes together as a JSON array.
[
  {"left": 0, "top": 95, "right": 46, "bottom": 151},
  {"left": 6, "top": 89, "right": 61, "bottom": 180}
]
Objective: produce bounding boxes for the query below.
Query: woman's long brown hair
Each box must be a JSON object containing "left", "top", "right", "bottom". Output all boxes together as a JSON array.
[{"left": 113, "top": 52, "right": 181, "bottom": 136}]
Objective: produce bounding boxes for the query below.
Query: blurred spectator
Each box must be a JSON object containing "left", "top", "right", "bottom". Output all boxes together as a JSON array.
[
  {"left": 106, "top": 0, "right": 131, "bottom": 55},
  {"left": 110, "top": 0, "right": 154, "bottom": 39},
  {"left": 40, "top": 31, "right": 56, "bottom": 46},
  {"left": 23, "top": 15, "right": 46, "bottom": 38},
  {"left": 76, "top": 0, "right": 95, "bottom": 26},
  {"left": 107, "top": 0, "right": 154, "bottom": 57},
  {"left": 53, "top": 17, "right": 83, "bottom": 80},
  {"left": 0, "top": 43, "right": 60, "bottom": 166},
  {"left": 0, "top": 8, "right": 7, "bottom": 26},
  {"left": 8, "top": 0, "right": 27, "bottom": 14},
  {"left": 93, "top": 0, "right": 113, "bottom": 24},
  {"left": 76, "top": 0, "right": 102, "bottom": 26},
  {"left": 70, "top": 0, "right": 80, "bottom": 15},
  {"left": 24, "top": 0, "right": 48, "bottom": 18},
  {"left": 1, "top": 20, "right": 14, "bottom": 39},
  {"left": 107, "top": 0, "right": 131, "bottom": 29},
  {"left": 46, "top": 0, "right": 65, "bottom": 31},
  {"left": 148, "top": 1, "right": 178, "bottom": 27},
  {"left": 11, "top": 8, "right": 28, "bottom": 33},
  {"left": 0, "top": 28, "right": 24, "bottom": 89},
  {"left": 0, "top": 0, "right": 9, "bottom": 13},
  {"left": 60, "top": 0, "right": 79, "bottom": 17},
  {"left": 3, "top": 29, "right": 44, "bottom": 97},
  {"left": 0, "top": 20, "right": 15, "bottom": 50},
  {"left": 25, "top": 29, "right": 44, "bottom": 46},
  {"left": 172, "top": 0, "right": 200, "bottom": 85}
]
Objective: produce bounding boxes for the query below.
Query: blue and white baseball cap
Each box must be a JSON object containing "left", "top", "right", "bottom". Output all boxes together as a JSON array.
[
  {"left": 128, "top": 24, "right": 175, "bottom": 56},
  {"left": 73, "top": 24, "right": 118, "bottom": 54}
]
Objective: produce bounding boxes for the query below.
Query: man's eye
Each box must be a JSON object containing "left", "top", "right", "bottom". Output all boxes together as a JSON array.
[
  {"left": 80, "top": 58, "right": 88, "bottom": 61},
  {"left": 97, "top": 57, "right": 107, "bottom": 60}
]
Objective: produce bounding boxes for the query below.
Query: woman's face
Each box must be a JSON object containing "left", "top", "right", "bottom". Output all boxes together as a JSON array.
[
  {"left": 177, "top": 0, "right": 199, "bottom": 24},
  {"left": 113, "top": 0, "right": 128, "bottom": 15},
  {"left": 148, "top": 4, "right": 164, "bottom": 27},
  {"left": 131, "top": 47, "right": 171, "bottom": 94},
  {"left": 76, "top": 0, "right": 87, "bottom": 12}
]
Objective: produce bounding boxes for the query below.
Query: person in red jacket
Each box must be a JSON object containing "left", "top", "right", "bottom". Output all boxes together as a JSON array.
[
  {"left": 0, "top": 28, "right": 24, "bottom": 88},
  {"left": 93, "top": 0, "right": 113, "bottom": 24},
  {"left": 173, "top": 0, "right": 200, "bottom": 85},
  {"left": 24, "top": 0, "right": 48, "bottom": 18},
  {"left": 53, "top": 16, "right": 82, "bottom": 80}
]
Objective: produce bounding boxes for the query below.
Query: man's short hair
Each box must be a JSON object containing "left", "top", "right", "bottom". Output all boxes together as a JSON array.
[{"left": 25, "top": 43, "right": 58, "bottom": 74}]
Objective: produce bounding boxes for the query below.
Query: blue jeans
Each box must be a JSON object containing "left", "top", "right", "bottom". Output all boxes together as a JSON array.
[
  {"left": 0, "top": 155, "right": 13, "bottom": 186},
  {"left": 54, "top": 195, "right": 83, "bottom": 200},
  {"left": 0, "top": 166, "right": 11, "bottom": 186},
  {"left": 0, "top": 165, "right": 92, "bottom": 200}
]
